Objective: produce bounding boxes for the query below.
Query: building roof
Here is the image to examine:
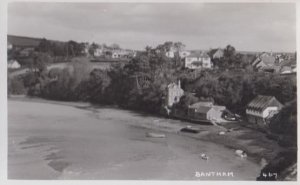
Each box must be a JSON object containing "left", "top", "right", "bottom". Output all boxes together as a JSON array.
[
  {"left": 167, "top": 81, "right": 182, "bottom": 89},
  {"left": 8, "top": 35, "right": 41, "bottom": 48},
  {"left": 189, "top": 101, "right": 213, "bottom": 109},
  {"left": 212, "top": 105, "right": 226, "bottom": 111},
  {"left": 247, "top": 95, "right": 282, "bottom": 112},
  {"left": 8, "top": 59, "right": 18, "bottom": 65},
  {"left": 194, "top": 106, "right": 212, "bottom": 114},
  {"left": 280, "top": 66, "right": 292, "bottom": 74},
  {"left": 280, "top": 58, "right": 296, "bottom": 67},
  {"left": 260, "top": 55, "right": 276, "bottom": 66},
  {"left": 187, "top": 52, "right": 210, "bottom": 59},
  {"left": 212, "top": 48, "right": 224, "bottom": 55}
]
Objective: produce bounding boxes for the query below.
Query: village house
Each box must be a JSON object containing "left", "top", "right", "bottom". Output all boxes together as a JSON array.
[
  {"left": 246, "top": 95, "right": 283, "bottom": 128},
  {"left": 7, "top": 59, "right": 21, "bottom": 69},
  {"left": 252, "top": 52, "right": 280, "bottom": 72},
  {"left": 166, "top": 80, "right": 184, "bottom": 107},
  {"left": 111, "top": 50, "right": 132, "bottom": 59},
  {"left": 165, "top": 51, "right": 175, "bottom": 58},
  {"left": 211, "top": 48, "right": 224, "bottom": 59},
  {"left": 132, "top": 51, "right": 137, "bottom": 58},
  {"left": 185, "top": 52, "right": 212, "bottom": 69},
  {"left": 279, "top": 58, "right": 297, "bottom": 74},
  {"left": 93, "top": 48, "right": 103, "bottom": 57},
  {"left": 82, "top": 43, "right": 90, "bottom": 56},
  {"left": 112, "top": 51, "right": 120, "bottom": 58},
  {"left": 280, "top": 66, "right": 295, "bottom": 74},
  {"left": 275, "top": 54, "right": 285, "bottom": 63},
  {"left": 187, "top": 101, "right": 226, "bottom": 122}
]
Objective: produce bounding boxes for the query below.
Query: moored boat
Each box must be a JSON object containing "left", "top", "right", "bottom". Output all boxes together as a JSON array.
[{"left": 146, "top": 132, "right": 166, "bottom": 138}]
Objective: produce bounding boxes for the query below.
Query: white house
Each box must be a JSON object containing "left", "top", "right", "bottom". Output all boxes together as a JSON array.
[
  {"left": 187, "top": 101, "right": 226, "bottom": 122},
  {"left": 111, "top": 50, "right": 132, "bottom": 59},
  {"left": 246, "top": 95, "right": 283, "bottom": 128},
  {"left": 81, "top": 43, "right": 90, "bottom": 56},
  {"left": 94, "top": 48, "right": 103, "bottom": 57},
  {"left": 212, "top": 48, "right": 224, "bottom": 59},
  {"left": 185, "top": 52, "right": 212, "bottom": 69},
  {"left": 166, "top": 51, "right": 175, "bottom": 58},
  {"left": 8, "top": 60, "right": 21, "bottom": 69},
  {"left": 112, "top": 52, "right": 119, "bottom": 59}
]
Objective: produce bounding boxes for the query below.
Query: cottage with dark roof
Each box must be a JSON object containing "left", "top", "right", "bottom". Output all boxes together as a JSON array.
[
  {"left": 7, "top": 59, "right": 21, "bottom": 69},
  {"left": 185, "top": 52, "right": 212, "bottom": 69},
  {"left": 187, "top": 101, "right": 226, "bottom": 122},
  {"left": 251, "top": 52, "right": 280, "bottom": 72},
  {"left": 246, "top": 95, "right": 283, "bottom": 127},
  {"left": 211, "top": 48, "right": 224, "bottom": 59}
]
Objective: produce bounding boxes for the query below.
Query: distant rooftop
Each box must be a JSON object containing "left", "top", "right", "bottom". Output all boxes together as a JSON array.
[{"left": 187, "top": 52, "right": 210, "bottom": 58}]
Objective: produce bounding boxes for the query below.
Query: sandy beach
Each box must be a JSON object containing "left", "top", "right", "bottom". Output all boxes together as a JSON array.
[{"left": 8, "top": 97, "right": 282, "bottom": 180}]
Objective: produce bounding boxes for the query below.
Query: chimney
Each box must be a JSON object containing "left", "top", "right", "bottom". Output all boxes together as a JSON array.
[{"left": 178, "top": 80, "right": 181, "bottom": 88}]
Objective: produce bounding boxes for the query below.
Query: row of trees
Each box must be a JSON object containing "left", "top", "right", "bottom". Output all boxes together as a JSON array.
[
  {"left": 37, "top": 39, "right": 88, "bottom": 57},
  {"left": 37, "top": 39, "right": 122, "bottom": 57},
  {"left": 208, "top": 45, "right": 256, "bottom": 70}
]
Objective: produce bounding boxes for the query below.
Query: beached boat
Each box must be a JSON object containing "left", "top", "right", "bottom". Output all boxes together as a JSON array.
[
  {"left": 235, "top": 150, "right": 247, "bottom": 158},
  {"left": 146, "top": 132, "right": 166, "bottom": 138},
  {"left": 200, "top": 153, "right": 209, "bottom": 160},
  {"left": 180, "top": 126, "right": 201, "bottom": 134}
]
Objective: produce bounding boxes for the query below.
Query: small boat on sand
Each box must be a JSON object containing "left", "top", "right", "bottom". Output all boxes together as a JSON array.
[
  {"left": 200, "top": 153, "right": 209, "bottom": 160},
  {"left": 180, "top": 126, "right": 201, "bottom": 134},
  {"left": 235, "top": 150, "right": 247, "bottom": 158},
  {"left": 146, "top": 132, "right": 166, "bottom": 138}
]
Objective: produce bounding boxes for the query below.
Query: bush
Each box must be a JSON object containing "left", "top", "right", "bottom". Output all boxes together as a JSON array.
[
  {"left": 257, "top": 149, "right": 297, "bottom": 181},
  {"left": 40, "top": 58, "right": 92, "bottom": 101},
  {"left": 8, "top": 77, "right": 26, "bottom": 95}
]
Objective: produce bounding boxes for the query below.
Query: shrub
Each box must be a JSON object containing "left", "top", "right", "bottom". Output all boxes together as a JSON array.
[{"left": 8, "top": 77, "right": 26, "bottom": 95}]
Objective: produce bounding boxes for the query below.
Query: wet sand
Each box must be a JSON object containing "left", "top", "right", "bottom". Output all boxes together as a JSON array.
[{"left": 8, "top": 99, "right": 263, "bottom": 180}]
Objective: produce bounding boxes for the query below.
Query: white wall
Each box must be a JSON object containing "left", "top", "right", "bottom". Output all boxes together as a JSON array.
[
  {"left": 185, "top": 57, "right": 212, "bottom": 69},
  {"left": 262, "top": 107, "right": 279, "bottom": 118},
  {"left": 246, "top": 106, "right": 279, "bottom": 118}
]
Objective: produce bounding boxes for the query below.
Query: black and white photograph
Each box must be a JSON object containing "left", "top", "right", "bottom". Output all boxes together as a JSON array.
[{"left": 2, "top": 0, "right": 298, "bottom": 182}]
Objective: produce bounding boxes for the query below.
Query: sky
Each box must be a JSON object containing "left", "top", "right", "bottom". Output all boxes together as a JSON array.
[{"left": 8, "top": 2, "right": 296, "bottom": 52}]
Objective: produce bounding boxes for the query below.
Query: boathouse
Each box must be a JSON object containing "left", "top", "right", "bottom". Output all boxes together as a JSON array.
[{"left": 246, "top": 95, "right": 283, "bottom": 128}]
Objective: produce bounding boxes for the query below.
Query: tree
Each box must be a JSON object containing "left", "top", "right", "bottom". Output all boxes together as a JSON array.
[
  {"left": 8, "top": 77, "right": 26, "bottom": 95},
  {"left": 67, "top": 40, "right": 86, "bottom": 56},
  {"left": 52, "top": 42, "right": 67, "bottom": 56},
  {"left": 36, "top": 38, "right": 52, "bottom": 54},
  {"left": 156, "top": 41, "right": 173, "bottom": 52},
  {"left": 88, "top": 42, "right": 100, "bottom": 56},
  {"left": 269, "top": 100, "right": 296, "bottom": 141},
  {"left": 224, "top": 45, "right": 236, "bottom": 58},
  {"left": 173, "top": 42, "right": 186, "bottom": 52},
  {"left": 86, "top": 69, "right": 111, "bottom": 103},
  {"left": 110, "top": 43, "right": 121, "bottom": 50},
  {"left": 173, "top": 93, "right": 199, "bottom": 115}
]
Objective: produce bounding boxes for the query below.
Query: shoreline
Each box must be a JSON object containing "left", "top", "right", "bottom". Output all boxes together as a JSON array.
[{"left": 8, "top": 96, "right": 283, "bottom": 166}]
